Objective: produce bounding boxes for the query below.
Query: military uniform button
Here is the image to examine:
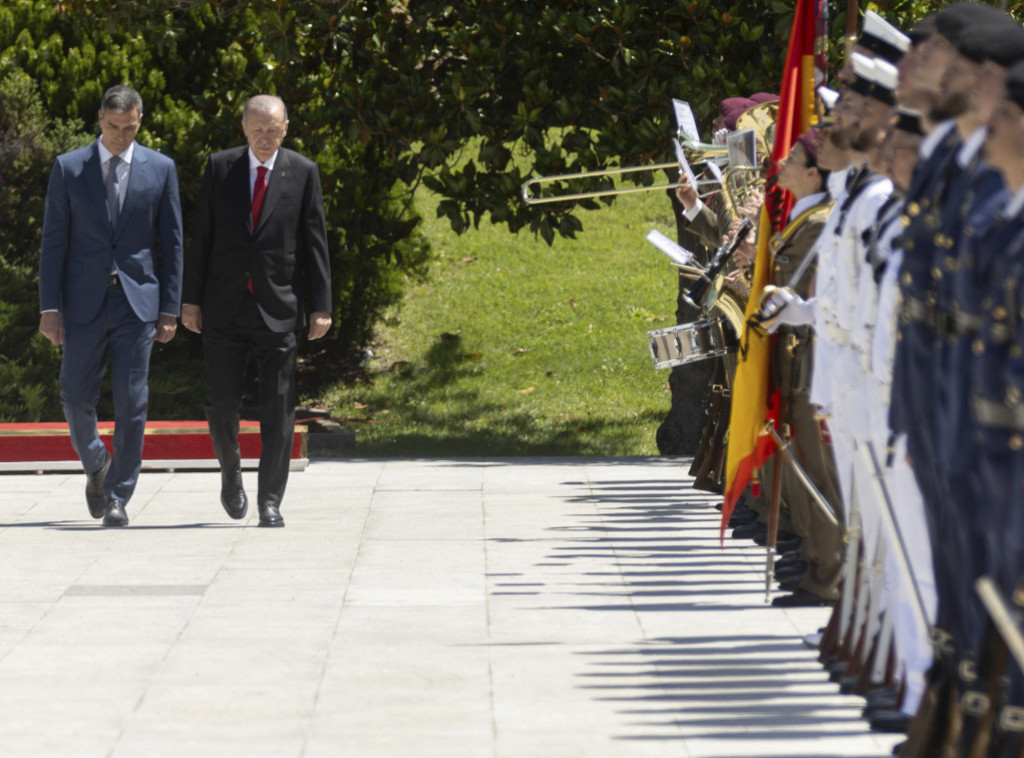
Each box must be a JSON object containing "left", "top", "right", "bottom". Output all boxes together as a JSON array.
[
  {"left": 995, "top": 306, "right": 1008, "bottom": 320},
  {"left": 902, "top": 272, "right": 912, "bottom": 286},
  {"left": 906, "top": 240, "right": 915, "bottom": 250},
  {"left": 931, "top": 267, "right": 943, "bottom": 280},
  {"left": 993, "top": 324, "right": 1009, "bottom": 341},
  {"left": 907, "top": 202, "right": 920, "bottom": 217},
  {"left": 901, "top": 215, "right": 911, "bottom": 227},
  {"left": 1010, "top": 435, "right": 1024, "bottom": 451},
  {"left": 933, "top": 233, "right": 944, "bottom": 246},
  {"left": 944, "top": 255, "right": 955, "bottom": 270},
  {"left": 973, "top": 338, "right": 985, "bottom": 355},
  {"left": 1013, "top": 346, "right": 1023, "bottom": 359},
  {"left": 1007, "top": 386, "right": 1022, "bottom": 406}
]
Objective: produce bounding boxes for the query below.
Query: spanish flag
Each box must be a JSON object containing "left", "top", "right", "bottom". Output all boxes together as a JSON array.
[{"left": 720, "top": 0, "right": 827, "bottom": 535}]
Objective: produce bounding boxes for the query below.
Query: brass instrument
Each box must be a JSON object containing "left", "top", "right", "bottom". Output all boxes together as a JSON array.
[
  {"left": 520, "top": 101, "right": 777, "bottom": 214},
  {"left": 520, "top": 161, "right": 708, "bottom": 205}
]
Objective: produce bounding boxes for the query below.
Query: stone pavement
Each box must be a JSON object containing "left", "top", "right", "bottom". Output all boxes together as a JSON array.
[{"left": 0, "top": 457, "right": 902, "bottom": 757}]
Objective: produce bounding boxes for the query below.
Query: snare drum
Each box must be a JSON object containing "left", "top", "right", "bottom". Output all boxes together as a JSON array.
[{"left": 647, "top": 317, "right": 730, "bottom": 369}]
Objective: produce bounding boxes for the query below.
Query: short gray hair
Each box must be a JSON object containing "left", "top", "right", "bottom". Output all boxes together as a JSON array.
[
  {"left": 243, "top": 94, "right": 287, "bottom": 122},
  {"left": 101, "top": 84, "right": 143, "bottom": 115}
]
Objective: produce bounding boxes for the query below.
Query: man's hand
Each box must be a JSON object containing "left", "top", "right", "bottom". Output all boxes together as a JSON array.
[
  {"left": 155, "top": 314, "right": 178, "bottom": 343},
  {"left": 180, "top": 303, "right": 202, "bottom": 334},
  {"left": 737, "top": 188, "right": 765, "bottom": 223},
  {"left": 39, "top": 312, "right": 63, "bottom": 346},
  {"left": 308, "top": 311, "right": 332, "bottom": 341},
  {"left": 726, "top": 216, "right": 757, "bottom": 266},
  {"left": 675, "top": 173, "right": 699, "bottom": 211}
]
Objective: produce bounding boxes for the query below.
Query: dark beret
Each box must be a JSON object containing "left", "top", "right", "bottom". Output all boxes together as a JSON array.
[
  {"left": 1006, "top": 60, "right": 1024, "bottom": 111},
  {"left": 908, "top": 16, "right": 936, "bottom": 46},
  {"left": 957, "top": 21, "right": 1024, "bottom": 68},
  {"left": 933, "top": 3, "right": 1009, "bottom": 47}
]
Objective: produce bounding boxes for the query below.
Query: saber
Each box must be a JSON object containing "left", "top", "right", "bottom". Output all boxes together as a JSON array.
[
  {"left": 976, "top": 576, "right": 1024, "bottom": 674},
  {"left": 863, "top": 441, "right": 931, "bottom": 637},
  {"left": 767, "top": 425, "right": 840, "bottom": 527}
]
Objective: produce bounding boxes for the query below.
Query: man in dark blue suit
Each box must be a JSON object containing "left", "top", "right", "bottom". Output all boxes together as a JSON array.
[
  {"left": 38, "top": 84, "right": 183, "bottom": 527},
  {"left": 181, "top": 94, "right": 331, "bottom": 528}
]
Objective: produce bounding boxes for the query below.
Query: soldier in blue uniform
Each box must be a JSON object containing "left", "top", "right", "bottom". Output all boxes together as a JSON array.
[{"left": 954, "top": 59, "right": 1024, "bottom": 758}]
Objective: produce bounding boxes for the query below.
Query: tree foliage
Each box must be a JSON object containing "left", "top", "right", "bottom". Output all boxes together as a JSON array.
[{"left": 0, "top": 0, "right": 991, "bottom": 420}]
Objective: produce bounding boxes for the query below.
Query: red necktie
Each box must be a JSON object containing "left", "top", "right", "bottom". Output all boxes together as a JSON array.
[
  {"left": 252, "top": 165, "right": 268, "bottom": 227},
  {"left": 248, "top": 166, "right": 268, "bottom": 294}
]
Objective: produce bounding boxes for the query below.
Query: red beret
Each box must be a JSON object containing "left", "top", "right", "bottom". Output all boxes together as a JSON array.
[
  {"left": 719, "top": 97, "right": 756, "bottom": 129},
  {"left": 796, "top": 130, "right": 819, "bottom": 164}
]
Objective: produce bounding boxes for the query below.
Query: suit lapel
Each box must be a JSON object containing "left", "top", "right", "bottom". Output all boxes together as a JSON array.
[
  {"left": 116, "top": 146, "right": 150, "bottom": 236},
  {"left": 221, "top": 150, "right": 253, "bottom": 234},
  {"left": 255, "top": 150, "right": 290, "bottom": 235},
  {"left": 85, "top": 145, "right": 114, "bottom": 232}
]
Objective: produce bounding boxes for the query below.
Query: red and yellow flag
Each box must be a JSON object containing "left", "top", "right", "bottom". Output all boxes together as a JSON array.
[{"left": 720, "top": 0, "right": 827, "bottom": 535}]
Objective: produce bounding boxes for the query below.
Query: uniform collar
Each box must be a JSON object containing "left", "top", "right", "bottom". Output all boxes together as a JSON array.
[
  {"left": 919, "top": 119, "right": 956, "bottom": 161},
  {"left": 1004, "top": 184, "right": 1024, "bottom": 220},
  {"left": 789, "top": 191, "right": 828, "bottom": 222},
  {"left": 956, "top": 127, "right": 987, "bottom": 169}
]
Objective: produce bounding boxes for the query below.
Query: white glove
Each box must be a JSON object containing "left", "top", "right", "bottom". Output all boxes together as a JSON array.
[
  {"left": 756, "top": 286, "right": 816, "bottom": 333},
  {"left": 712, "top": 128, "right": 729, "bottom": 146}
]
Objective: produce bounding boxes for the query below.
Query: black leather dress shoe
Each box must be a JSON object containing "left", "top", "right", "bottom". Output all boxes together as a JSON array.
[
  {"left": 102, "top": 499, "right": 128, "bottom": 527},
  {"left": 775, "top": 537, "right": 803, "bottom": 553},
  {"left": 771, "top": 588, "right": 836, "bottom": 607},
  {"left": 869, "top": 708, "right": 911, "bottom": 733},
  {"left": 776, "top": 551, "right": 803, "bottom": 568},
  {"left": 220, "top": 475, "right": 248, "bottom": 520},
  {"left": 754, "top": 529, "right": 797, "bottom": 547},
  {"left": 865, "top": 684, "right": 898, "bottom": 710},
  {"left": 732, "top": 522, "right": 767, "bottom": 540},
  {"left": 777, "top": 573, "right": 806, "bottom": 592},
  {"left": 258, "top": 503, "right": 284, "bottom": 528},
  {"left": 86, "top": 452, "right": 111, "bottom": 519},
  {"left": 774, "top": 560, "right": 808, "bottom": 578},
  {"left": 728, "top": 508, "right": 759, "bottom": 528}
]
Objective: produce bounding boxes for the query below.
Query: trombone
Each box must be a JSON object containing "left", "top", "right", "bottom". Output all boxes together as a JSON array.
[
  {"left": 520, "top": 100, "right": 776, "bottom": 209},
  {"left": 519, "top": 149, "right": 724, "bottom": 206}
]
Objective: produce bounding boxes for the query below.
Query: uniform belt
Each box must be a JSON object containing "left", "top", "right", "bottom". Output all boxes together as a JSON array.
[
  {"left": 934, "top": 308, "right": 982, "bottom": 337},
  {"left": 972, "top": 396, "right": 1024, "bottom": 430},
  {"left": 108, "top": 274, "right": 121, "bottom": 287},
  {"left": 902, "top": 295, "right": 934, "bottom": 328},
  {"left": 952, "top": 309, "right": 983, "bottom": 335}
]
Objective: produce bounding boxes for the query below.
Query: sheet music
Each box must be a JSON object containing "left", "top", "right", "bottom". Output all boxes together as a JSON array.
[
  {"left": 704, "top": 159, "right": 724, "bottom": 185},
  {"left": 726, "top": 128, "right": 757, "bottom": 168},
  {"left": 672, "top": 99, "right": 700, "bottom": 143},
  {"left": 673, "top": 138, "right": 699, "bottom": 194},
  {"left": 646, "top": 229, "right": 696, "bottom": 267}
]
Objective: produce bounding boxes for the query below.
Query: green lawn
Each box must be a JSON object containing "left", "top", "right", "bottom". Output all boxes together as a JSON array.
[{"left": 320, "top": 188, "right": 685, "bottom": 456}]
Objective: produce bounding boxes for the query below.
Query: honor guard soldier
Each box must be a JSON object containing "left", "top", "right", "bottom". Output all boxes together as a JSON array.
[{"left": 752, "top": 131, "right": 839, "bottom": 607}]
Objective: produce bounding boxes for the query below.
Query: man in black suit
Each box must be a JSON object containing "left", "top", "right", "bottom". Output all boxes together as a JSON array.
[{"left": 182, "top": 94, "right": 331, "bottom": 527}]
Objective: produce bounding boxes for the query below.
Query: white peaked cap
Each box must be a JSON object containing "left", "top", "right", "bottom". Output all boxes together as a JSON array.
[{"left": 861, "top": 10, "right": 911, "bottom": 62}]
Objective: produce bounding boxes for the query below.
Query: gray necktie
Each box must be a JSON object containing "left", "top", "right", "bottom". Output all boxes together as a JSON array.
[{"left": 105, "top": 155, "right": 121, "bottom": 225}]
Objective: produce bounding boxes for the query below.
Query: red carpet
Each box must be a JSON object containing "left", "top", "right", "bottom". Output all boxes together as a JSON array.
[{"left": 0, "top": 421, "right": 307, "bottom": 471}]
